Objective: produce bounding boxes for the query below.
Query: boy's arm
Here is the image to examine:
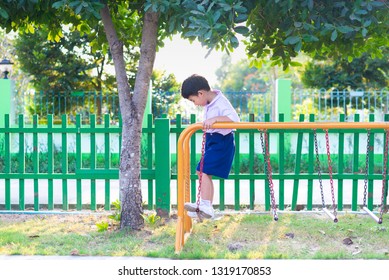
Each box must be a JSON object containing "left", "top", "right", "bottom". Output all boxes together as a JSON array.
[{"left": 203, "top": 116, "right": 234, "bottom": 130}]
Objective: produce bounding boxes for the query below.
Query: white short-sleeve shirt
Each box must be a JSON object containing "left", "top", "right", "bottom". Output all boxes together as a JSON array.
[{"left": 204, "top": 90, "right": 240, "bottom": 135}]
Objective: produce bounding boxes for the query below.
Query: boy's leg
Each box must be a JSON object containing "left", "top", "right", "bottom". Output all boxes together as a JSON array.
[
  {"left": 185, "top": 172, "right": 214, "bottom": 218},
  {"left": 199, "top": 172, "right": 213, "bottom": 202}
]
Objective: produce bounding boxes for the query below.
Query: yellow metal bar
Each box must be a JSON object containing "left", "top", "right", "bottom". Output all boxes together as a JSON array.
[
  {"left": 174, "top": 121, "right": 389, "bottom": 253},
  {"left": 186, "top": 122, "right": 389, "bottom": 130},
  {"left": 183, "top": 131, "right": 192, "bottom": 234},
  {"left": 175, "top": 125, "right": 198, "bottom": 253}
]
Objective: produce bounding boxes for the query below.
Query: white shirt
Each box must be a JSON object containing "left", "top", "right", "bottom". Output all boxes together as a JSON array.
[{"left": 204, "top": 90, "right": 240, "bottom": 135}]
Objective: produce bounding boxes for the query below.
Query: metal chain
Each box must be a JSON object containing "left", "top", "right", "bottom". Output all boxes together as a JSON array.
[
  {"left": 196, "top": 132, "right": 207, "bottom": 213},
  {"left": 313, "top": 129, "right": 326, "bottom": 208},
  {"left": 362, "top": 129, "right": 371, "bottom": 207},
  {"left": 325, "top": 129, "right": 337, "bottom": 219},
  {"left": 379, "top": 129, "right": 389, "bottom": 223},
  {"left": 260, "top": 130, "right": 278, "bottom": 221}
]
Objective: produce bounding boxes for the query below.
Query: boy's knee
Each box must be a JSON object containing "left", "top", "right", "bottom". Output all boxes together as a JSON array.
[{"left": 197, "top": 171, "right": 210, "bottom": 177}]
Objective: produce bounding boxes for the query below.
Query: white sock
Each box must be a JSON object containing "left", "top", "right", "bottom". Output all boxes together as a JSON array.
[{"left": 201, "top": 199, "right": 211, "bottom": 207}]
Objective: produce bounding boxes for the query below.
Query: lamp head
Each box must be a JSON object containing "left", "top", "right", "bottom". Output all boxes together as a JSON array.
[{"left": 0, "top": 58, "right": 14, "bottom": 79}]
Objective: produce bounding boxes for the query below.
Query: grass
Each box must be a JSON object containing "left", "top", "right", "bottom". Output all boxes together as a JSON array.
[{"left": 0, "top": 211, "right": 388, "bottom": 259}]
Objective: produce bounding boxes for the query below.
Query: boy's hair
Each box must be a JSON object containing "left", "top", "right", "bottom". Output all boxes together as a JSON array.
[{"left": 181, "top": 74, "right": 210, "bottom": 99}]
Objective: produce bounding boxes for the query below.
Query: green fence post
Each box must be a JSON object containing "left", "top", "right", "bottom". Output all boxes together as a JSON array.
[
  {"left": 90, "top": 114, "right": 97, "bottom": 210},
  {"left": 155, "top": 118, "right": 171, "bottom": 217},
  {"left": 33, "top": 115, "right": 39, "bottom": 211},
  {"left": 47, "top": 115, "right": 54, "bottom": 210},
  {"left": 368, "top": 114, "right": 375, "bottom": 209},
  {"left": 338, "top": 114, "right": 345, "bottom": 210},
  {"left": 291, "top": 114, "right": 305, "bottom": 210},
  {"left": 76, "top": 114, "right": 82, "bottom": 210},
  {"left": 61, "top": 114, "right": 68, "bottom": 210},
  {"left": 249, "top": 114, "right": 255, "bottom": 210},
  {"left": 4, "top": 115, "right": 11, "bottom": 210},
  {"left": 18, "top": 115, "right": 25, "bottom": 210},
  {"left": 384, "top": 114, "right": 389, "bottom": 208},
  {"left": 352, "top": 114, "right": 360, "bottom": 211},
  {"left": 307, "top": 114, "right": 315, "bottom": 210},
  {"left": 278, "top": 113, "right": 285, "bottom": 210},
  {"left": 104, "top": 114, "right": 111, "bottom": 210}
]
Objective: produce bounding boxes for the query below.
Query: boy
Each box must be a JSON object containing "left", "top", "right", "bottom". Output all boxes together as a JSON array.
[{"left": 181, "top": 74, "right": 240, "bottom": 219}]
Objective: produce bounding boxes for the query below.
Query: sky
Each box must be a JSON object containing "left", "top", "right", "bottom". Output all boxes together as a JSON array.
[{"left": 153, "top": 34, "right": 247, "bottom": 86}]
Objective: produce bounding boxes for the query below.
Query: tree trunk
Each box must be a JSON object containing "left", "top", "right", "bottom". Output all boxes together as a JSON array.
[{"left": 100, "top": 6, "right": 159, "bottom": 230}]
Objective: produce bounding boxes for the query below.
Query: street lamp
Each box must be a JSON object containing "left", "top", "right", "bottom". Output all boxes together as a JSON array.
[{"left": 0, "top": 58, "right": 14, "bottom": 79}]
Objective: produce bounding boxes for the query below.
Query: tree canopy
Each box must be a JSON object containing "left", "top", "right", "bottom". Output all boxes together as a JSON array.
[
  {"left": 15, "top": 27, "right": 100, "bottom": 92},
  {"left": 302, "top": 47, "right": 389, "bottom": 89},
  {"left": 1, "top": 1, "right": 387, "bottom": 70},
  {"left": 244, "top": 0, "right": 388, "bottom": 69}
]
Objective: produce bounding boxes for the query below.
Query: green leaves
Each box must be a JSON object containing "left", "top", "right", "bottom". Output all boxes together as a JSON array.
[
  {"left": 52, "top": 1, "right": 66, "bottom": 9},
  {"left": 245, "top": 0, "right": 388, "bottom": 69},
  {"left": 284, "top": 36, "right": 300, "bottom": 45},
  {"left": 234, "top": 26, "right": 249, "bottom": 35},
  {"left": 0, "top": 7, "right": 9, "bottom": 19},
  {"left": 337, "top": 25, "right": 354, "bottom": 34},
  {"left": 230, "top": 34, "right": 239, "bottom": 48},
  {"left": 1, "top": 0, "right": 387, "bottom": 73},
  {"left": 52, "top": 0, "right": 103, "bottom": 19},
  {"left": 331, "top": 30, "right": 338, "bottom": 41},
  {"left": 179, "top": 0, "right": 250, "bottom": 52}
]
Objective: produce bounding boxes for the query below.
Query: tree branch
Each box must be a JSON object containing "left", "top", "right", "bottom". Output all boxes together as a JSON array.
[{"left": 100, "top": 4, "right": 132, "bottom": 113}]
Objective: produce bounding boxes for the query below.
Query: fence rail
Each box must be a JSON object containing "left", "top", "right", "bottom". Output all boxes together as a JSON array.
[{"left": 1, "top": 113, "right": 389, "bottom": 215}]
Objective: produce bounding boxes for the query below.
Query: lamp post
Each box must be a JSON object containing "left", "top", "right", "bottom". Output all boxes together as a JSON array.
[{"left": 0, "top": 58, "right": 14, "bottom": 79}]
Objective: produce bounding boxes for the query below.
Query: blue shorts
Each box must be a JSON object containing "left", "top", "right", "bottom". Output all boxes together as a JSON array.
[{"left": 196, "top": 132, "right": 235, "bottom": 179}]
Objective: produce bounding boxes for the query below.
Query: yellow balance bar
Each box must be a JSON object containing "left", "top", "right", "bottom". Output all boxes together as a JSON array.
[{"left": 175, "top": 122, "right": 389, "bottom": 253}]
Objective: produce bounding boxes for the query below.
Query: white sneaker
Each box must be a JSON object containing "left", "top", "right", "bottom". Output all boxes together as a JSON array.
[
  {"left": 186, "top": 211, "right": 205, "bottom": 219},
  {"left": 184, "top": 202, "right": 200, "bottom": 212},
  {"left": 184, "top": 202, "right": 214, "bottom": 219}
]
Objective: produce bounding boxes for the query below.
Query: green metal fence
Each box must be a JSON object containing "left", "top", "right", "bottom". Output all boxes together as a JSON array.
[{"left": 0, "top": 113, "right": 388, "bottom": 213}]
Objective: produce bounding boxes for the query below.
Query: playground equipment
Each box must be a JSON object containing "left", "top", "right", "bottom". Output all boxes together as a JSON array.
[
  {"left": 361, "top": 129, "right": 389, "bottom": 224},
  {"left": 313, "top": 129, "right": 338, "bottom": 222},
  {"left": 175, "top": 122, "right": 389, "bottom": 253},
  {"left": 259, "top": 130, "right": 278, "bottom": 221},
  {"left": 190, "top": 132, "right": 206, "bottom": 221}
]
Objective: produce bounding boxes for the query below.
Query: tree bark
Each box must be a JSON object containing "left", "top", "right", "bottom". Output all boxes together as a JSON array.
[{"left": 100, "top": 5, "right": 159, "bottom": 230}]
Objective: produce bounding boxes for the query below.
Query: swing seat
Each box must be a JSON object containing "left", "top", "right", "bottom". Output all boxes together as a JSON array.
[
  {"left": 322, "top": 207, "right": 338, "bottom": 222},
  {"left": 362, "top": 206, "right": 382, "bottom": 224}
]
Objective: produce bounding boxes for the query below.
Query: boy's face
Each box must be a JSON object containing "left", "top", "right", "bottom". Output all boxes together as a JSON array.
[{"left": 188, "top": 91, "right": 207, "bottom": 107}]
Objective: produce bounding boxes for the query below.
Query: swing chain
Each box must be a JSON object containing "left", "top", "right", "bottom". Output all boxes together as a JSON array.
[
  {"left": 379, "top": 129, "right": 389, "bottom": 222},
  {"left": 196, "top": 132, "right": 207, "bottom": 213},
  {"left": 313, "top": 129, "right": 326, "bottom": 209},
  {"left": 325, "top": 129, "right": 338, "bottom": 219},
  {"left": 260, "top": 130, "right": 278, "bottom": 220},
  {"left": 362, "top": 129, "right": 371, "bottom": 207}
]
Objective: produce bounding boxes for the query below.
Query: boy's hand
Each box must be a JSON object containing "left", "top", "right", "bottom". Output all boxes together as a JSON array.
[
  {"left": 203, "top": 116, "right": 233, "bottom": 130},
  {"left": 203, "top": 118, "right": 217, "bottom": 130}
]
